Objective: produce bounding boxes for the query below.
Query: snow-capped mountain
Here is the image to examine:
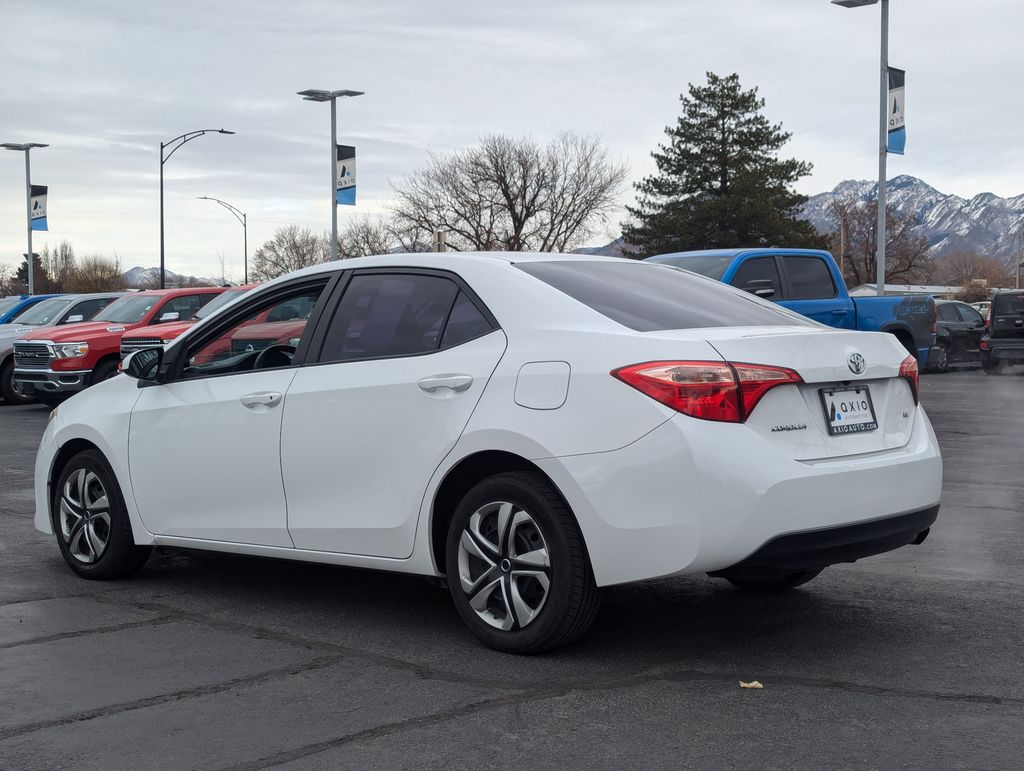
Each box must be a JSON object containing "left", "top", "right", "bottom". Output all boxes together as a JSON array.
[
  {"left": 122, "top": 266, "right": 219, "bottom": 288},
  {"left": 801, "top": 175, "right": 1024, "bottom": 264}
]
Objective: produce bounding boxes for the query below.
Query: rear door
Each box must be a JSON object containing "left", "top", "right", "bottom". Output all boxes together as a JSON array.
[
  {"left": 281, "top": 270, "right": 506, "bottom": 558},
  {"left": 777, "top": 254, "right": 855, "bottom": 329}
]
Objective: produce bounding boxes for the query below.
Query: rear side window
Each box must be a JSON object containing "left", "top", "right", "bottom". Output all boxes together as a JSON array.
[
  {"left": 516, "top": 261, "right": 812, "bottom": 332},
  {"left": 319, "top": 273, "right": 460, "bottom": 362},
  {"left": 441, "top": 292, "right": 494, "bottom": 348},
  {"left": 782, "top": 256, "right": 836, "bottom": 300},
  {"left": 937, "top": 304, "right": 958, "bottom": 322}
]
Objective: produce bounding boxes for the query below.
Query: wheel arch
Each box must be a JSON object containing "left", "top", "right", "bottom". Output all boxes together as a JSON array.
[
  {"left": 879, "top": 323, "right": 917, "bottom": 357},
  {"left": 430, "top": 450, "right": 579, "bottom": 575},
  {"left": 89, "top": 353, "right": 122, "bottom": 384}
]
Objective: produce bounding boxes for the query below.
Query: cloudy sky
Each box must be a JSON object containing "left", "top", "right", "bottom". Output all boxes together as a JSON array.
[{"left": 1, "top": 0, "right": 1020, "bottom": 280}]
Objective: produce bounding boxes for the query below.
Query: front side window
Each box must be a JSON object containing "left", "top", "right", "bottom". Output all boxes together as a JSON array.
[
  {"left": 95, "top": 295, "right": 161, "bottom": 324},
  {"left": 731, "top": 257, "right": 782, "bottom": 297},
  {"left": 181, "top": 282, "right": 329, "bottom": 378},
  {"left": 782, "top": 256, "right": 837, "bottom": 300},
  {"left": 62, "top": 297, "right": 113, "bottom": 324},
  {"left": 154, "top": 294, "right": 210, "bottom": 324},
  {"left": 517, "top": 261, "right": 812, "bottom": 332},
  {"left": 319, "top": 274, "right": 461, "bottom": 363}
]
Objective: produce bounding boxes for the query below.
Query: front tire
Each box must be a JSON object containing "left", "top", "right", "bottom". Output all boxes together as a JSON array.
[
  {"left": 0, "top": 358, "right": 36, "bottom": 404},
  {"left": 90, "top": 358, "right": 120, "bottom": 386},
  {"left": 53, "top": 450, "right": 151, "bottom": 580},
  {"left": 445, "top": 471, "right": 600, "bottom": 654},
  {"left": 723, "top": 568, "right": 823, "bottom": 592}
]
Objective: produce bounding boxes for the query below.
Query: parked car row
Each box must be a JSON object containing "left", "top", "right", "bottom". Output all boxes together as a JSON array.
[{"left": 35, "top": 252, "right": 943, "bottom": 653}]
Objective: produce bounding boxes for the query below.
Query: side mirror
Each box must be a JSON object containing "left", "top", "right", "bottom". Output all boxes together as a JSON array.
[
  {"left": 744, "top": 279, "right": 776, "bottom": 299},
  {"left": 123, "top": 347, "right": 163, "bottom": 383},
  {"left": 158, "top": 311, "right": 180, "bottom": 323},
  {"left": 63, "top": 314, "right": 84, "bottom": 324}
]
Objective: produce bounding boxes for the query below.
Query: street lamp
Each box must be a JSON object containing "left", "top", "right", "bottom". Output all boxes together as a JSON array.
[
  {"left": 160, "top": 129, "right": 234, "bottom": 289},
  {"left": 297, "top": 88, "right": 364, "bottom": 262},
  {"left": 198, "top": 196, "right": 248, "bottom": 284},
  {"left": 1, "top": 142, "right": 49, "bottom": 295},
  {"left": 832, "top": 0, "right": 889, "bottom": 296}
]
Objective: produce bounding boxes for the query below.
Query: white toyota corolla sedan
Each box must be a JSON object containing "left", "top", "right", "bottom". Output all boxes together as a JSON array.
[{"left": 34, "top": 253, "right": 942, "bottom": 653}]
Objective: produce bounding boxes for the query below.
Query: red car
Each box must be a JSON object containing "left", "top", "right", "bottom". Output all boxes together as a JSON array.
[{"left": 13, "top": 287, "right": 226, "bottom": 405}]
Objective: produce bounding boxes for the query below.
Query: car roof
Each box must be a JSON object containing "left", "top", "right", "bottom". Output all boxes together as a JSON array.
[{"left": 646, "top": 248, "right": 830, "bottom": 261}]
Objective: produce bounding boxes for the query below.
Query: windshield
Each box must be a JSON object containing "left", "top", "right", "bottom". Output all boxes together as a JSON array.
[
  {"left": 10, "top": 298, "right": 73, "bottom": 326},
  {"left": 644, "top": 253, "right": 735, "bottom": 281},
  {"left": 94, "top": 295, "right": 160, "bottom": 324},
  {"left": 194, "top": 288, "right": 247, "bottom": 320},
  {"left": 0, "top": 298, "right": 22, "bottom": 317}
]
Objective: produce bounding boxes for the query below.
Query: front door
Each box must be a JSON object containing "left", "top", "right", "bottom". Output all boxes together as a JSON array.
[
  {"left": 281, "top": 271, "right": 506, "bottom": 558},
  {"left": 127, "top": 277, "right": 334, "bottom": 546}
]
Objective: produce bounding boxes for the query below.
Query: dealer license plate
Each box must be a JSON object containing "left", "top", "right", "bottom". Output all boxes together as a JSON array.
[{"left": 820, "top": 386, "right": 878, "bottom": 436}]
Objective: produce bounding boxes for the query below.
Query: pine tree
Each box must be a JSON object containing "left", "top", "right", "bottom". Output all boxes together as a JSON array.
[{"left": 624, "top": 72, "right": 823, "bottom": 257}]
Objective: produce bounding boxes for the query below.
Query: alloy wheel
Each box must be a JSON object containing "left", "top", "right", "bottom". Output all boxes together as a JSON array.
[
  {"left": 59, "top": 469, "right": 111, "bottom": 564},
  {"left": 457, "top": 501, "right": 551, "bottom": 631}
]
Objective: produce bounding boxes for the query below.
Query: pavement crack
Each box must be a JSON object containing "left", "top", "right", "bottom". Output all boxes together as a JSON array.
[{"left": 0, "top": 615, "right": 178, "bottom": 651}]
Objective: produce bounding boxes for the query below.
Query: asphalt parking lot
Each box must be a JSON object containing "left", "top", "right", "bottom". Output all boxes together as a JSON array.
[{"left": 1, "top": 369, "right": 1021, "bottom": 769}]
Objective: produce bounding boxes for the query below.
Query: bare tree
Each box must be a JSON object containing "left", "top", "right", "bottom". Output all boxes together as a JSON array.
[
  {"left": 337, "top": 216, "right": 395, "bottom": 259},
  {"left": 251, "top": 225, "right": 331, "bottom": 281},
  {"left": 40, "top": 240, "right": 76, "bottom": 292},
  {"left": 826, "top": 199, "right": 934, "bottom": 287},
  {"left": 0, "top": 264, "right": 16, "bottom": 296},
  {"left": 391, "top": 133, "right": 626, "bottom": 252},
  {"left": 937, "top": 250, "right": 1012, "bottom": 289},
  {"left": 66, "top": 255, "right": 126, "bottom": 293}
]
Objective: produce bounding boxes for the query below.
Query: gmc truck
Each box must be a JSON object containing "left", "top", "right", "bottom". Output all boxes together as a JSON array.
[
  {"left": 0, "top": 292, "right": 122, "bottom": 404},
  {"left": 646, "top": 248, "right": 936, "bottom": 367},
  {"left": 13, "top": 287, "right": 225, "bottom": 406}
]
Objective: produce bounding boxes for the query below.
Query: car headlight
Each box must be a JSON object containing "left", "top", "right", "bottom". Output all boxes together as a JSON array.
[{"left": 50, "top": 342, "right": 89, "bottom": 359}]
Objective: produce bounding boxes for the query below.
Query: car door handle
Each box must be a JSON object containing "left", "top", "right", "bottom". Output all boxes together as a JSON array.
[
  {"left": 240, "top": 391, "right": 283, "bottom": 409},
  {"left": 830, "top": 309, "right": 848, "bottom": 316},
  {"left": 418, "top": 374, "right": 474, "bottom": 393}
]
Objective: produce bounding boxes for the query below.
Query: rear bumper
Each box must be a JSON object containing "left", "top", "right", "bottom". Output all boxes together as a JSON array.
[
  {"left": 982, "top": 341, "right": 1024, "bottom": 362},
  {"left": 14, "top": 368, "right": 89, "bottom": 394},
  {"left": 709, "top": 504, "right": 938, "bottom": 578}
]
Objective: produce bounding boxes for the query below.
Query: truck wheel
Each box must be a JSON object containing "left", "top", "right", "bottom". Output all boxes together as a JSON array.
[
  {"left": 90, "top": 358, "right": 119, "bottom": 386},
  {"left": 53, "top": 450, "right": 151, "bottom": 580},
  {"left": 984, "top": 360, "right": 1006, "bottom": 375},
  {"left": 723, "top": 568, "right": 823, "bottom": 592},
  {"left": 445, "top": 471, "right": 600, "bottom": 654},
  {"left": 0, "top": 358, "right": 36, "bottom": 404}
]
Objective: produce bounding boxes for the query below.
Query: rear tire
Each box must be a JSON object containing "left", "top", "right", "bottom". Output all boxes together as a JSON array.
[
  {"left": 0, "top": 358, "right": 36, "bottom": 404},
  {"left": 52, "top": 449, "right": 151, "bottom": 580},
  {"left": 723, "top": 568, "right": 823, "bottom": 592},
  {"left": 983, "top": 360, "right": 1006, "bottom": 375},
  {"left": 445, "top": 471, "right": 600, "bottom": 654},
  {"left": 930, "top": 344, "right": 949, "bottom": 374}
]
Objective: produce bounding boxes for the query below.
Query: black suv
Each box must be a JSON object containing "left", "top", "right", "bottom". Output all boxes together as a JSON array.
[
  {"left": 981, "top": 290, "right": 1024, "bottom": 374},
  {"left": 928, "top": 299, "right": 987, "bottom": 372}
]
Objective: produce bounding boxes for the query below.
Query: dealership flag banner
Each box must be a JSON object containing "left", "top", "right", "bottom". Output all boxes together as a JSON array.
[
  {"left": 30, "top": 184, "right": 48, "bottom": 231},
  {"left": 887, "top": 67, "right": 906, "bottom": 155},
  {"left": 336, "top": 145, "right": 356, "bottom": 205}
]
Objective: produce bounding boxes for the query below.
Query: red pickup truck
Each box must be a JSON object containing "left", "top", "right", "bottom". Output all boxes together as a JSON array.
[{"left": 13, "top": 287, "right": 225, "bottom": 405}]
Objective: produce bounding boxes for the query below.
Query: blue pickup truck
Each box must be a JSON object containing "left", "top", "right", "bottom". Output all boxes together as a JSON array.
[{"left": 646, "top": 249, "right": 936, "bottom": 367}]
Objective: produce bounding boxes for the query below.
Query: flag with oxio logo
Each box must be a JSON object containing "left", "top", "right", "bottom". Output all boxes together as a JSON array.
[
  {"left": 30, "top": 184, "right": 48, "bottom": 231},
  {"left": 887, "top": 67, "right": 906, "bottom": 155},
  {"left": 336, "top": 145, "right": 356, "bottom": 205}
]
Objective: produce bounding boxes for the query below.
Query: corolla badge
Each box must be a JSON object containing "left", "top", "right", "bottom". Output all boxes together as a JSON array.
[{"left": 848, "top": 352, "right": 866, "bottom": 375}]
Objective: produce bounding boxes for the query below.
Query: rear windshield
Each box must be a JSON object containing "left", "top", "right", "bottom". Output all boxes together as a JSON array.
[
  {"left": 516, "top": 261, "right": 812, "bottom": 332},
  {"left": 644, "top": 253, "right": 734, "bottom": 281},
  {"left": 993, "top": 294, "right": 1024, "bottom": 315}
]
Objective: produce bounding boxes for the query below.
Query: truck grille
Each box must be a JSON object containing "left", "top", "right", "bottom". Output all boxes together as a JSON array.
[
  {"left": 231, "top": 338, "right": 276, "bottom": 355},
  {"left": 13, "top": 342, "right": 52, "bottom": 369},
  {"left": 120, "top": 336, "right": 163, "bottom": 359}
]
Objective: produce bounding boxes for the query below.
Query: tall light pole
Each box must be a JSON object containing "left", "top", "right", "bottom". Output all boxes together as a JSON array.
[
  {"left": 160, "top": 129, "right": 234, "bottom": 289},
  {"left": 833, "top": 0, "right": 889, "bottom": 296},
  {"left": 1, "top": 142, "right": 49, "bottom": 295},
  {"left": 198, "top": 196, "right": 248, "bottom": 283},
  {"left": 297, "top": 89, "right": 364, "bottom": 262}
]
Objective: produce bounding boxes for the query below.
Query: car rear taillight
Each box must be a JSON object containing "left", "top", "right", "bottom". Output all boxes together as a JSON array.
[
  {"left": 611, "top": 361, "right": 802, "bottom": 423},
  {"left": 979, "top": 339, "right": 989, "bottom": 350},
  {"left": 899, "top": 355, "right": 919, "bottom": 405}
]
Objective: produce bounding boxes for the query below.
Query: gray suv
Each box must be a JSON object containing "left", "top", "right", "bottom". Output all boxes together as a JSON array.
[
  {"left": 0, "top": 293, "right": 121, "bottom": 404},
  {"left": 980, "top": 290, "right": 1024, "bottom": 374}
]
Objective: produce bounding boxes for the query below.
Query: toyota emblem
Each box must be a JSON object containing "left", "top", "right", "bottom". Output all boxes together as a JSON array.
[{"left": 848, "top": 352, "right": 866, "bottom": 375}]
